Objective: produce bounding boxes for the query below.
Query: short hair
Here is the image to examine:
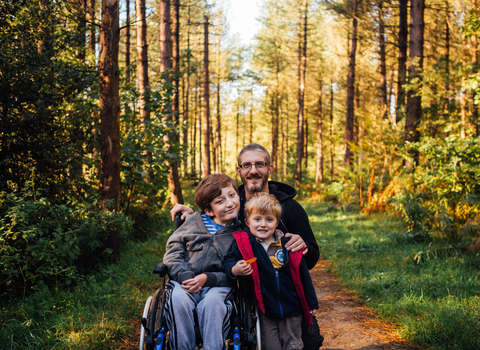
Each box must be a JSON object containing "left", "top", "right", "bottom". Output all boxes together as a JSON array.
[
  {"left": 244, "top": 193, "right": 281, "bottom": 223},
  {"left": 195, "top": 174, "right": 238, "bottom": 212},
  {"left": 237, "top": 143, "right": 271, "bottom": 166}
]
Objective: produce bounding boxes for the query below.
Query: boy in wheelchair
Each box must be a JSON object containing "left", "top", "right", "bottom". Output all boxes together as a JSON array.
[
  {"left": 162, "top": 174, "right": 241, "bottom": 350},
  {"left": 225, "top": 193, "right": 318, "bottom": 350}
]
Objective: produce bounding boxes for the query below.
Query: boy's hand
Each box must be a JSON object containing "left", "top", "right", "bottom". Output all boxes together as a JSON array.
[
  {"left": 181, "top": 274, "right": 207, "bottom": 294},
  {"left": 231, "top": 260, "right": 253, "bottom": 277},
  {"left": 170, "top": 204, "right": 194, "bottom": 221},
  {"left": 285, "top": 233, "right": 308, "bottom": 255}
]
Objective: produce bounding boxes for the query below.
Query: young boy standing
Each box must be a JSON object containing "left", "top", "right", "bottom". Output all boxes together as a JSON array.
[
  {"left": 224, "top": 193, "right": 318, "bottom": 350},
  {"left": 163, "top": 174, "right": 241, "bottom": 350}
]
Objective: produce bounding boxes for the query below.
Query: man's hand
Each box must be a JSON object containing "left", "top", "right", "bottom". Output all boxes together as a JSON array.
[
  {"left": 181, "top": 274, "right": 207, "bottom": 294},
  {"left": 284, "top": 233, "right": 308, "bottom": 255},
  {"left": 231, "top": 260, "right": 253, "bottom": 276},
  {"left": 170, "top": 204, "right": 194, "bottom": 221}
]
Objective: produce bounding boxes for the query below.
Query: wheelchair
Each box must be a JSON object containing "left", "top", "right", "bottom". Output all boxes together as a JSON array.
[{"left": 139, "top": 215, "right": 261, "bottom": 350}]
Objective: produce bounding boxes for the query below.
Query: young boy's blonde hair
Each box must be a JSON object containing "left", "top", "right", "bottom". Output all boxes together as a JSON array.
[{"left": 244, "top": 193, "right": 281, "bottom": 223}]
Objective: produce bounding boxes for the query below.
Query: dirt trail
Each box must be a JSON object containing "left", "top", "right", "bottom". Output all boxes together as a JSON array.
[
  {"left": 125, "top": 259, "right": 420, "bottom": 350},
  {"left": 311, "top": 259, "right": 419, "bottom": 350}
]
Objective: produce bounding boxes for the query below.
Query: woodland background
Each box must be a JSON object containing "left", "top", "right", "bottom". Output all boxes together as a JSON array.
[{"left": 1, "top": 0, "right": 480, "bottom": 348}]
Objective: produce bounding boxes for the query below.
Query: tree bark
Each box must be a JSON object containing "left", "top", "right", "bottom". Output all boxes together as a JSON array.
[
  {"left": 215, "top": 81, "right": 221, "bottom": 173},
  {"left": 444, "top": 1, "right": 450, "bottom": 113},
  {"left": 161, "top": 0, "right": 183, "bottom": 204},
  {"left": 125, "top": 0, "right": 130, "bottom": 83},
  {"left": 396, "top": 0, "right": 408, "bottom": 124},
  {"left": 330, "top": 81, "right": 334, "bottom": 181},
  {"left": 184, "top": 7, "right": 191, "bottom": 174},
  {"left": 315, "top": 80, "right": 323, "bottom": 185},
  {"left": 136, "top": 0, "right": 151, "bottom": 180},
  {"left": 90, "top": 0, "right": 96, "bottom": 58},
  {"left": 405, "top": 0, "right": 425, "bottom": 170},
  {"left": 172, "top": 0, "right": 180, "bottom": 136},
  {"left": 202, "top": 16, "right": 211, "bottom": 178},
  {"left": 295, "top": 1, "right": 308, "bottom": 183},
  {"left": 379, "top": 1, "right": 387, "bottom": 118},
  {"left": 99, "top": 0, "right": 121, "bottom": 255},
  {"left": 345, "top": 0, "right": 358, "bottom": 167}
]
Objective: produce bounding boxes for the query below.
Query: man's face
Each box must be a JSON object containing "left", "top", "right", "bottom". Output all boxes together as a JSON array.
[{"left": 236, "top": 150, "right": 274, "bottom": 193}]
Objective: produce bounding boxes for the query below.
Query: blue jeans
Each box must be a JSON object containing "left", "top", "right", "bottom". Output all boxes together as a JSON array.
[{"left": 164, "top": 280, "right": 234, "bottom": 350}]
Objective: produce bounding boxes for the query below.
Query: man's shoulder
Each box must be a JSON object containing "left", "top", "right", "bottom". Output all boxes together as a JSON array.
[{"left": 268, "top": 181, "right": 297, "bottom": 202}]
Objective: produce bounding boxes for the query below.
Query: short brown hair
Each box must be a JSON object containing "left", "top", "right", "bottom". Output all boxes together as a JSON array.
[
  {"left": 195, "top": 174, "right": 238, "bottom": 212},
  {"left": 244, "top": 193, "right": 281, "bottom": 223},
  {"left": 237, "top": 143, "right": 271, "bottom": 166}
]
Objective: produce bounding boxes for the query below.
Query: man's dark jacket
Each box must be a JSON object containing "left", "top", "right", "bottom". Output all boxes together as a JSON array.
[{"left": 238, "top": 181, "right": 319, "bottom": 269}]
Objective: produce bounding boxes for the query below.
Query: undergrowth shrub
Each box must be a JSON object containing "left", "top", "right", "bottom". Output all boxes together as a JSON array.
[
  {"left": 394, "top": 136, "right": 480, "bottom": 242},
  {"left": 0, "top": 181, "right": 133, "bottom": 299}
]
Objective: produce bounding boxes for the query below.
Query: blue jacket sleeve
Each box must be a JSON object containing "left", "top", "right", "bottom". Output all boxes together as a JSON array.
[{"left": 224, "top": 242, "right": 243, "bottom": 279}]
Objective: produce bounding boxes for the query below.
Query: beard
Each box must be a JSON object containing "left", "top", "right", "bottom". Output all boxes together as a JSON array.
[{"left": 240, "top": 171, "right": 269, "bottom": 193}]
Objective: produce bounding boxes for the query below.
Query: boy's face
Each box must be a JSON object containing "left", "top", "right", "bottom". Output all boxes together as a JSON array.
[
  {"left": 245, "top": 210, "right": 278, "bottom": 241},
  {"left": 204, "top": 184, "right": 240, "bottom": 226}
]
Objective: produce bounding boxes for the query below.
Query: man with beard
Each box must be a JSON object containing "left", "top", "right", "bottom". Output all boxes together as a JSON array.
[{"left": 171, "top": 143, "right": 319, "bottom": 270}]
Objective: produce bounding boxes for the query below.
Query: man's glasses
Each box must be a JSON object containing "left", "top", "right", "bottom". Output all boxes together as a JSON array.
[{"left": 238, "top": 162, "right": 269, "bottom": 170}]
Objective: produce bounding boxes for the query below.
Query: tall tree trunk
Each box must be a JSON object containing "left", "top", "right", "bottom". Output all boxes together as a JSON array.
[
  {"left": 284, "top": 95, "right": 290, "bottom": 179},
  {"left": 125, "top": 0, "right": 130, "bottom": 83},
  {"left": 74, "top": 0, "right": 87, "bottom": 178},
  {"left": 296, "top": 0, "right": 308, "bottom": 183},
  {"left": 161, "top": 0, "right": 183, "bottom": 204},
  {"left": 215, "top": 81, "right": 221, "bottom": 173},
  {"left": 304, "top": 116, "right": 308, "bottom": 172},
  {"left": 345, "top": 0, "right": 358, "bottom": 167},
  {"left": 99, "top": 0, "right": 121, "bottom": 256},
  {"left": 172, "top": 0, "right": 183, "bottom": 182},
  {"left": 272, "top": 60, "right": 280, "bottom": 174},
  {"left": 444, "top": 1, "right": 450, "bottom": 113},
  {"left": 202, "top": 16, "right": 211, "bottom": 177},
  {"left": 191, "top": 85, "right": 197, "bottom": 177},
  {"left": 405, "top": 0, "right": 425, "bottom": 170},
  {"left": 396, "top": 0, "right": 408, "bottom": 124},
  {"left": 250, "top": 86, "right": 254, "bottom": 144},
  {"left": 330, "top": 81, "right": 334, "bottom": 181},
  {"left": 379, "top": 1, "right": 387, "bottom": 118},
  {"left": 462, "top": 38, "right": 467, "bottom": 139},
  {"left": 136, "top": 0, "right": 151, "bottom": 180},
  {"left": 472, "top": 0, "right": 478, "bottom": 135},
  {"left": 77, "top": 0, "right": 87, "bottom": 62},
  {"left": 184, "top": 7, "right": 191, "bottom": 174},
  {"left": 90, "top": 0, "right": 98, "bottom": 176},
  {"left": 315, "top": 79, "right": 323, "bottom": 185},
  {"left": 90, "top": 0, "right": 96, "bottom": 58}
]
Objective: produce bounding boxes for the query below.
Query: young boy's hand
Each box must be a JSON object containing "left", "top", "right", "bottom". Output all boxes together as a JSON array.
[
  {"left": 231, "top": 260, "right": 253, "bottom": 277},
  {"left": 181, "top": 274, "right": 207, "bottom": 293}
]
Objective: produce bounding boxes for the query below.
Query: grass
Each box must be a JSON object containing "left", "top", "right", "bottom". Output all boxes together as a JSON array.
[
  {"left": 0, "top": 230, "right": 171, "bottom": 349},
  {"left": 2, "top": 200, "right": 479, "bottom": 349},
  {"left": 303, "top": 201, "right": 480, "bottom": 350}
]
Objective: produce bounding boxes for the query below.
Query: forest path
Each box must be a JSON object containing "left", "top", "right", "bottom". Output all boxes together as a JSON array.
[{"left": 311, "top": 259, "right": 419, "bottom": 350}]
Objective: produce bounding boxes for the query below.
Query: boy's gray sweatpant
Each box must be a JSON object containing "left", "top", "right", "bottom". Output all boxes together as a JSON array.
[{"left": 164, "top": 280, "right": 234, "bottom": 350}]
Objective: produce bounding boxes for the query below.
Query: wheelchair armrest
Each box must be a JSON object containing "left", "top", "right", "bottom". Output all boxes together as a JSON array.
[{"left": 153, "top": 263, "right": 168, "bottom": 277}]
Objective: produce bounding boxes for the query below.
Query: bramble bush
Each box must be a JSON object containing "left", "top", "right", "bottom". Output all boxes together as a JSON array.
[
  {"left": 393, "top": 135, "right": 480, "bottom": 241},
  {"left": 0, "top": 181, "right": 133, "bottom": 300}
]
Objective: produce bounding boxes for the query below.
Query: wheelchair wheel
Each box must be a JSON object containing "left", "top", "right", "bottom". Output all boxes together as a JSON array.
[
  {"left": 147, "top": 288, "right": 166, "bottom": 336},
  {"left": 140, "top": 287, "right": 168, "bottom": 350},
  {"left": 139, "top": 296, "right": 153, "bottom": 350}
]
